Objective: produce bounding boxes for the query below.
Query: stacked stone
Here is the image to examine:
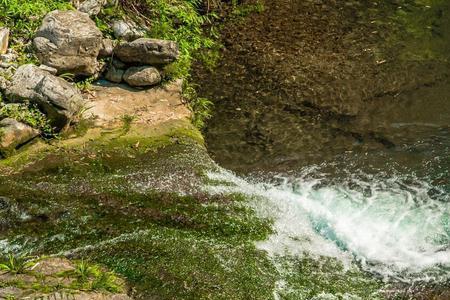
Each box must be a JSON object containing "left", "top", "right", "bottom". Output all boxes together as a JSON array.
[
  {"left": 0, "top": 7, "right": 179, "bottom": 155},
  {"left": 105, "top": 38, "right": 179, "bottom": 87}
]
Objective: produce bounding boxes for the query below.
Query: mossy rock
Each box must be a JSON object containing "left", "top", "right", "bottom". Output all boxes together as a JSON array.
[{"left": 0, "top": 256, "right": 131, "bottom": 299}]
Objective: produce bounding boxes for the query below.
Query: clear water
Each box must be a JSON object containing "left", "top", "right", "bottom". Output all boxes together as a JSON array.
[{"left": 195, "top": 1, "right": 450, "bottom": 293}]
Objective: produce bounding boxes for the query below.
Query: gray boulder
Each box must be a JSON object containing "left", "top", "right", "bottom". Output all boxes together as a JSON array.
[
  {"left": 33, "top": 10, "right": 103, "bottom": 76},
  {"left": 0, "top": 27, "right": 9, "bottom": 55},
  {"left": 78, "top": 0, "right": 106, "bottom": 16},
  {"left": 112, "top": 58, "right": 126, "bottom": 69},
  {"left": 105, "top": 65, "right": 124, "bottom": 83},
  {"left": 114, "top": 38, "right": 179, "bottom": 65},
  {"left": 112, "top": 20, "right": 145, "bottom": 42},
  {"left": 39, "top": 64, "right": 58, "bottom": 75},
  {"left": 99, "top": 38, "right": 115, "bottom": 58},
  {"left": 0, "top": 118, "right": 39, "bottom": 154},
  {"left": 123, "top": 66, "right": 161, "bottom": 87},
  {"left": 5, "top": 64, "right": 85, "bottom": 129},
  {"left": 0, "top": 66, "right": 13, "bottom": 90},
  {"left": 0, "top": 49, "right": 17, "bottom": 65}
]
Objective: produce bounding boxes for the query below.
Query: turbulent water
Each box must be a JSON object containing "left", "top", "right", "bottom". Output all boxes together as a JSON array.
[{"left": 206, "top": 168, "right": 450, "bottom": 284}]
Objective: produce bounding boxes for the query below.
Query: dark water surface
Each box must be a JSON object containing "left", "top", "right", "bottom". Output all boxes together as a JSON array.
[{"left": 195, "top": 0, "right": 450, "bottom": 177}]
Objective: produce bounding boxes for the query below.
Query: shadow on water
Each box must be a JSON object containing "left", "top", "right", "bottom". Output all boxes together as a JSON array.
[{"left": 194, "top": 0, "right": 450, "bottom": 176}]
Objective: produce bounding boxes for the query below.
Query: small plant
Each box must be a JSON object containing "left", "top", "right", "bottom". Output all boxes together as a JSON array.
[
  {"left": 121, "top": 114, "right": 135, "bottom": 132},
  {"left": 75, "top": 76, "right": 95, "bottom": 92},
  {"left": 64, "top": 260, "right": 122, "bottom": 293},
  {"left": 231, "top": 0, "right": 265, "bottom": 19},
  {"left": 73, "top": 259, "right": 100, "bottom": 283},
  {"left": 59, "top": 73, "right": 76, "bottom": 81},
  {"left": 90, "top": 271, "right": 122, "bottom": 293},
  {"left": 0, "top": 101, "right": 53, "bottom": 136},
  {"left": 183, "top": 82, "right": 213, "bottom": 129},
  {"left": 60, "top": 73, "right": 95, "bottom": 92},
  {"left": 0, "top": 254, "right": 36, "bottom": 275}
]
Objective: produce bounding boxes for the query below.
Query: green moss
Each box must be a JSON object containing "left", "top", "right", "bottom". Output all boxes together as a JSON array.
[
  {"left": 0, "top": 119, "right": 202, "bottom": 171},
  {"left": 272, "top": 255, "right": 383, "bottom": 300},
  {"left": 0, "top": 112, "right": 282, "bottom": 299},
  {"left": 0, "top": 116, "right": 391, "bottom": 298},
  {"left": 89, "top": 227, "right": 277, "bottom": 299},
  {"left": 0, "top": 101, "right": 53, "bottom": 135}
]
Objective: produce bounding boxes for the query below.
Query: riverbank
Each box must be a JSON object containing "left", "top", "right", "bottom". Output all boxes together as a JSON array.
[{"left": 0, "top": 1, "right": 286, "bottom": 298}]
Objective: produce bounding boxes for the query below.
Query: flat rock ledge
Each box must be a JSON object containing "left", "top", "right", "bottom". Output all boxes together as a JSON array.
[
  {"left": 84, "top": 79, "right": 190, "bottom": 127},
  {"left": 0, "top": 257, "right": 132, "bottom": 300}
]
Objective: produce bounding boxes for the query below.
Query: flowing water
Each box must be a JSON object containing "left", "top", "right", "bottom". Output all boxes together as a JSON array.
[{"left": 194, "top": 0, "right": 450, "bottom": 297}]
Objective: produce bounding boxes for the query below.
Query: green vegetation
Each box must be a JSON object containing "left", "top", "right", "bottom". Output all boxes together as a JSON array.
[
  {"left": 120, "top": 114, "right": 135, "bottom": 133},
  {"left": 229, "top": 0, "right": 265, "bottom": 19},
  {"left": 0, "top": 0, "right": 73, "bottom": 64},
  {"left": 0, "top": 97, "right": 53, "bottom": 135},
  {"left": 0, "top": 127, "right": 278, "bottom": 298},
  {"left": 182, "top": 81, "right": 213, "bottom": 129},
  {"left": 273, "top": 256, "right": 383, "bottom": 299},
  {"left": 62, "top": 260, "right": 123, "bottom": 292},
  {"left": 112, "top": 0, "right": 223, "bottom": 128},
  {"left": 0, "top": 256, "right": 125, "bottom": 295},
  {"left": 0, "top": 254, "right": 36, "bottom": 274}
]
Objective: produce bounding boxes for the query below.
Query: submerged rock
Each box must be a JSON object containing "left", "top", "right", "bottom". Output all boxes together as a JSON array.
[
  {"left": 33, "top": 10, "right": 103, "bottom": 76},
  {"left": 5, "top": 64, "right": 85, "bottom": 129},
  {"left": 114, "top": 38, "right": 179, "bottom": 65},
  {"left": 0, "top": 27, "right": 9, "bottom": 55},
  {"left": 123, "top": 66, "right": 161, "bottom": 87},
  {"left": 0, "top": 118, "right": 39, "bottom": 154}
]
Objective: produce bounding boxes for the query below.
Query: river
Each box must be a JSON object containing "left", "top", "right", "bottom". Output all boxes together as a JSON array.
[{"left": 194, "top": 0, "right": 450, "bottom": 298}]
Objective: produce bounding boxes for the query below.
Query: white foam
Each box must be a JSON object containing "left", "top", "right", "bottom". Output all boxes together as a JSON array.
[{"left": 205, "top": 168, "right": 450, "bottom": 281}]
